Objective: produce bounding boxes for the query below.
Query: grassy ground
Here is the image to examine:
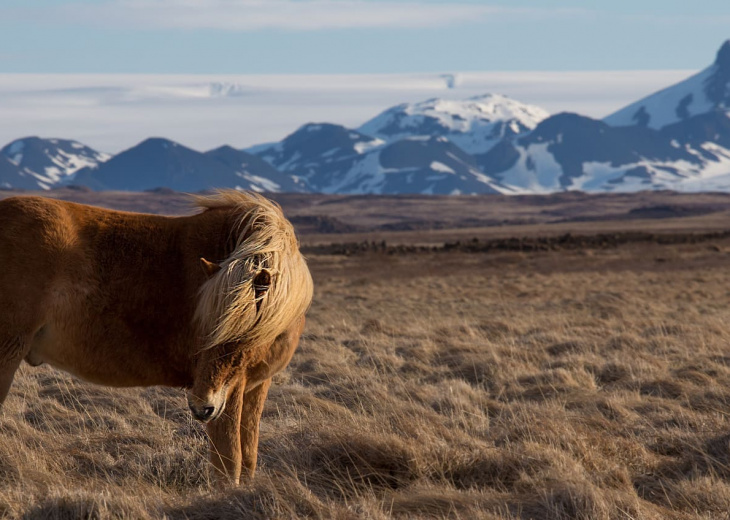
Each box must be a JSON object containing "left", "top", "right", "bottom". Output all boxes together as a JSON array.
[{"left": 2, "top": 231, "right": 730, "bottom": 518}]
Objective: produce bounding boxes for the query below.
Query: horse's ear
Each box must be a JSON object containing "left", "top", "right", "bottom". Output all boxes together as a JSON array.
[
  {"left": 200, "top": 257, "right": 222, "bottom": 277},
  {"left": 253, "top": 269, "right": 272, "bottom": 294}
]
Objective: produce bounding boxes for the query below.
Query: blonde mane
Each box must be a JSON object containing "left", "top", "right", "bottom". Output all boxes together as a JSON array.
[{"left": 192, "top": 190, "right": 313, "bottom": 351}]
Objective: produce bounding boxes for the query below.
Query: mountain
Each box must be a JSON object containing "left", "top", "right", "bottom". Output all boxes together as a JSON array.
[
  {"left": 661, "top": 110, "right": 730, "bottom": 151},
  {"left": 204, "top": 145, "right": 305, "bottom": 193},
  {"left": 478, "top": 112, "right": 730, "bottom": 193},
  {"left": 256, "top": 123, "right": 385, "bottom": 174},
  {"left": 358, "top": 94, "right": 549, "bottom": 155},
  {"left": 255, "top": 123, "right": 382, "bottom": 191},
  {"left": 604, "top": 40, "right": 730, "bottom": 129},
  {"left": 73, "top": 138, "right": 297, "bottom": 192},
  {"left": 362, "top": 136, "right": 509, "bottom": 195},
  {"left": 255, "top": 123, "right": 508, "bottom": 194},
  {"left": 0, "top": 137, "right": 110, "bottom": 190}
]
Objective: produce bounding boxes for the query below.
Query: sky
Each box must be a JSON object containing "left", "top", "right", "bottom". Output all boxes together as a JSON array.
[{"left": 1, "top": 0, "right": 729, "bottom": 74}]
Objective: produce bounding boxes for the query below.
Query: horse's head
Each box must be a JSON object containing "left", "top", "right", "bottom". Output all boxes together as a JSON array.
[
  {"left": 187, "top": 340, "right": 246, "bottom": 423},
  {"left": 187, "top": 260, "right": 273, "bottom": 423},
  {"left": 187, "top": 192, "right": 314, "bottom": 423}
]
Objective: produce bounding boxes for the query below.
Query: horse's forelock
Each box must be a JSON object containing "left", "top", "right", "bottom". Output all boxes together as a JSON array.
[{"left": 193, "top": 190, "right": 313, "bottom": 352}]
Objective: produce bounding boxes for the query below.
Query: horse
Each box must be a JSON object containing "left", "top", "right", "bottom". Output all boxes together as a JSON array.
[{"left": 0, "top": 190, "right": 313, "bottom": 485}]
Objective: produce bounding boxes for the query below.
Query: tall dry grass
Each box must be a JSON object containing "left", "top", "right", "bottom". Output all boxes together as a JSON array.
[{"left": 2, "top": 241, "right": 730, "bottom": 519}]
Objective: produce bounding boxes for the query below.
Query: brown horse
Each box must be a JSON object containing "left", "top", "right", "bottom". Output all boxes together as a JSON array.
[{"left": 0, "top": 190, "right": 313, "bottom": 485}]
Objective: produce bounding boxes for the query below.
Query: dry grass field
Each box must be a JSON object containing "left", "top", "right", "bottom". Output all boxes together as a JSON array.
[{"left": 2, "top": 190, "right": 730, "bottom": 518}]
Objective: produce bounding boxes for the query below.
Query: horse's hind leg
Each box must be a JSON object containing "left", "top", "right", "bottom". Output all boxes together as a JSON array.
[
  {"left": 0, "top": 335, "right": 29, "bottom": 405},
  {"left": 0, "top": 294, "right": 43, "bottom": 406}
]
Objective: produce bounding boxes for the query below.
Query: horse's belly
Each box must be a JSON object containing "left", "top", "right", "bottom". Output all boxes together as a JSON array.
[{"left": 28, "top": 323, "right": 186, "bottom": 388}]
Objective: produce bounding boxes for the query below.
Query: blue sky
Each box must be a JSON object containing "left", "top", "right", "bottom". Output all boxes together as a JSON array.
[{"left": 1, "top": 0, "right": 729, "bottom": 74}]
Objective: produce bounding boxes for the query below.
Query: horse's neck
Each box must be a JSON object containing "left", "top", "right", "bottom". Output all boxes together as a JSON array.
[{"left": 181, "top": 208, "right": 239, "bottom": 266}]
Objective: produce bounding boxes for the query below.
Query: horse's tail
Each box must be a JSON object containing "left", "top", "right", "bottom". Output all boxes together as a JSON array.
[{"left": 194, "top": 191, "right": 313, "bottom": 350}]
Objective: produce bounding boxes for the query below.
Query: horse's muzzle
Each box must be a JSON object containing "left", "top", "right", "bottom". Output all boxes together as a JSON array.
[
  {"left": 187, "top": 390, "right": 226, "bottom": 423},
  {"left": 191, "top": 404, "right": 216, "bottom": 422}
]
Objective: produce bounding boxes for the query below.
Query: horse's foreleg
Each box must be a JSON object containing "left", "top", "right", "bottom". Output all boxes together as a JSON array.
[
  {"left": 206, "top": 380, "right": 244, "bottom": 486},
  {"left": 240, "top": 378, "right": 272, "bottom": 482},
  {"left": 0, "top": 335, "right": 28, "bottom": 406},
  {"left": 0, "top": 359, "right": 22, "bottom": 406}
]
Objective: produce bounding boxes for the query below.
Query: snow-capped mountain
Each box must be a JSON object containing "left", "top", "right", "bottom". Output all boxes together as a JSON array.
[
  {"left": 358, "top": 94, "right": 549, "bottom": 155},
  {"left": 0, "top": 137, "right": 110, "bottom": 190},
  {"left": 604, "top": 40, "right": 730, "bottom": 129},
  {"left": 255, "top": 123, "right": 507, "bottom": 194},
  {"left": 256, "top": 123, "right": 385, "bottom": 174},
  {"left": 255, "top": 123, "right": 382, "bottom": 191},
  {"left": 72, "top": 138, "right": 298, "bottom": 192},
  {"left": 478, "top": 111, "right": 730, "bottom": 193},
  {"left": 358, "top": 136, "right": 509, "bottom": 195}
]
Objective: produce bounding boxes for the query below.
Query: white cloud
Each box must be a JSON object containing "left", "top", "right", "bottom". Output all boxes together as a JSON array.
[{"left": 50, "top": 0, "right": 586, "bottom": 31}]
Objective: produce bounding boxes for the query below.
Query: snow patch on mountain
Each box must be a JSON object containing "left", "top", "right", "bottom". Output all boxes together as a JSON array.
[
  {"left": 353, "top": 138, "right": 385, "bottom": 154},
  {"left": 430, "top": 161, "right": 455, "bottom": 174},
  {"left": 493, "top": 143, "right": 563, "bottom": 193}
]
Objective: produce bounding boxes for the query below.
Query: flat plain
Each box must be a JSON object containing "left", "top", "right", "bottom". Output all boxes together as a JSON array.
[{"left": 2, "top": 189, "right": 730, "bottom": 519}]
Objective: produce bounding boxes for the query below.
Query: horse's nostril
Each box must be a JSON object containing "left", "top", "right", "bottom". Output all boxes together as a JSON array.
[{"left": 202, "top": 406, "right": 215, "bottom": 419}]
